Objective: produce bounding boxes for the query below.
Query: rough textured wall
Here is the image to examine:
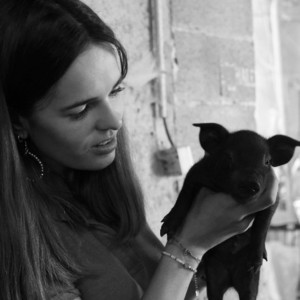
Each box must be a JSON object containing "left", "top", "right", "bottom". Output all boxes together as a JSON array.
[
  {"left": 82, "top": 0, "right": 256, "bottom": 240},
  {"left": 171, "top": 0, "right": 256, "bottom": 162}
]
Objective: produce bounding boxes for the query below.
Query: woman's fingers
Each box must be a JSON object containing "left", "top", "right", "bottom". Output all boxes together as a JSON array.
[
  {"left": 178, "top": 169, "right": 279, "bottom": 250},
  {"left": 236, "top": 215, "right": 255, "bottom": 233}
]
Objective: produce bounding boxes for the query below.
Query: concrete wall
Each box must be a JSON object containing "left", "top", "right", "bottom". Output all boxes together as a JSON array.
[
  {"left": 172, "top": 0, "right": 256, "bottom": 158},
  {"left": 83, "top": 0, "right": 256, "bottom": 240}
]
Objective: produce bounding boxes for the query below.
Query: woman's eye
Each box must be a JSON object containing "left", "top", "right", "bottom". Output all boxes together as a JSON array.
[
  {"left": 109, "top": 86, "right": 125, "bottom": 97},
  {"left": 68, "top": 87, "right": 125, "bottom": 121},
  {"left": 70, "top": 104, "right": 89, "bottom": 120}
]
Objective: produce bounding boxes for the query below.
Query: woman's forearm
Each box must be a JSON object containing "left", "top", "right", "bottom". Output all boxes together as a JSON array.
[{"left": 142, "top": 243, "right": 204, "bottom": 300}]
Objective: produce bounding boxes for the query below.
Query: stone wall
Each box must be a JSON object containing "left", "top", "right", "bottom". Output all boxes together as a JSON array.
[{"left": 172, "top": 0, "right": 256, "bottom": 158}]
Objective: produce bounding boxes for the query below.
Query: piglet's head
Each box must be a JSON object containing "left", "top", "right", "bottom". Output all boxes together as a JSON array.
[{"left": 193, "top": 123, "right": 300, "bottom": 202}]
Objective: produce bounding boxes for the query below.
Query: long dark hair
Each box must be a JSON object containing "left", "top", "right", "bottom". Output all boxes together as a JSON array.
[{"left": 0, "top": 0, "right": 145, "bottom": 299}]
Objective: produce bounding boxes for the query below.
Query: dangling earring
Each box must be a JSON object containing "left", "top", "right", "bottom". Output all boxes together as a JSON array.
[
  {"left": 17, "top": 135, "right": 44, "bottom": 180},
  {"left": 24, "top": 140, "right": 44, "bottom": 179}
]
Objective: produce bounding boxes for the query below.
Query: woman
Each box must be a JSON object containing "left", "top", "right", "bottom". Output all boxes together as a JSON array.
[{"left": 0, "top": 0, "right": 278, "bottom": 299}]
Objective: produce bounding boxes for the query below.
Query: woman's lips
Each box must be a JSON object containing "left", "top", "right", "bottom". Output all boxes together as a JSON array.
[{"left": 90, "top": 136, "right": 117, "bottom": 155}]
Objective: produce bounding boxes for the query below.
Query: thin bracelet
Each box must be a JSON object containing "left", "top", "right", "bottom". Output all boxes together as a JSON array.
[
  {"left": 162, "top": 251, "right": 200, "bottom": 298},
  {"left": 161, "top": 251, "right": 197, "bottom": 273},
  {"left": 169, "top": 237, "right": 203, "bottom": 263}
]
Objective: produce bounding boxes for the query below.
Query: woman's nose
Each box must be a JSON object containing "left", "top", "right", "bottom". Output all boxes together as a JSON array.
[{"left": 95, "top": 100, "right": 123, "bottom": 131}]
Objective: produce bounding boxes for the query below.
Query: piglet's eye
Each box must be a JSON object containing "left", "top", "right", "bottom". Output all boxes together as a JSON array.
[{"left": 265, "top": 159, "right": 272, "bottom": 166}]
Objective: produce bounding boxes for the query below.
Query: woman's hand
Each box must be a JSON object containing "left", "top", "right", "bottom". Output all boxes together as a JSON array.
[{"left": 176, "top": 168, "right": 279, "bottom": 255}]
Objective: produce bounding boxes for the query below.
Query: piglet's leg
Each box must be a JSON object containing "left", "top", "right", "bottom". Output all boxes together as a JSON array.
[
  {"left": 247, "top": 199, "right": 279, "bottom": 270},
  {"left": 235, "top": 266, "right": 260, "bottom": 300},
  {"left": 160, "top": 163, "right": 205, "bottom": 237},
  {"left": 160, "top": 182, "right": 199, "bottom": 238}
]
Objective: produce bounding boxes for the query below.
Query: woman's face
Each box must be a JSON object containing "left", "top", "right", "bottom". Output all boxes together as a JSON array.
[{"left": 21, "top": 45, "right": 125, "bottom": 172}]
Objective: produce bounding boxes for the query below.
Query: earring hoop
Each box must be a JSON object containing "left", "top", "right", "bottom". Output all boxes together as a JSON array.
[
  {"left": 23, "top": 140, "right": 44, "bottom": 180},
  {"left": 17, "top": 135, "right": 24, "bottom": 143}
]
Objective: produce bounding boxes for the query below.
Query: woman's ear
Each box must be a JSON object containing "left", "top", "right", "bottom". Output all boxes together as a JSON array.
[{"left": 12, "top": 116, "right": 29, "bottom": 140}]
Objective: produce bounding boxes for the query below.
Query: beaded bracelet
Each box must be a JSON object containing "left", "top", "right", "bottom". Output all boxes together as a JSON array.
[
  {"left": 161, "top": 251, "right": 197, "bottom": 273},
  {"left": 168, "top": 236, "right": 203, "bottom": 263},
  {"left": 161, "top": 251, "right": 200, "bottom": 298}
]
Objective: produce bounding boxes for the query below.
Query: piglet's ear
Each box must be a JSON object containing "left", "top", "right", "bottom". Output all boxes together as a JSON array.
[
  {"left": 193, "top": 123, "right": 229, "bottom": 154},
  {"left": 268, "top": 135, "right": 300, "bottom": 167}
]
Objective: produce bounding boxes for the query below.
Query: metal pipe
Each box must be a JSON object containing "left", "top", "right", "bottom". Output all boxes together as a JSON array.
[
  {"left": 270, "top": 0, "right": 286, "bottom": 134},
  {"left": 154, "top": 0, "right": 168, "bottom": 118}
]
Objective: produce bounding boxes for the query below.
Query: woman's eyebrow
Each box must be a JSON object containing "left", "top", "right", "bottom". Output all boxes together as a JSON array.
[
  {"left": 61, "top": 97, "right": 98, "bottom": 111},
  {"left": 60, "top": 80, "right": 122, "bottom": 112}
]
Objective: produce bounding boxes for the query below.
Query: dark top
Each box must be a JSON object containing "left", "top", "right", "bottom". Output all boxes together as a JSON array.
[{"left": 49, "top": 207, "right": 164, "bottom": 300}]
